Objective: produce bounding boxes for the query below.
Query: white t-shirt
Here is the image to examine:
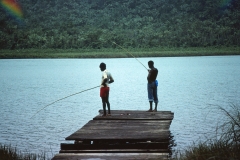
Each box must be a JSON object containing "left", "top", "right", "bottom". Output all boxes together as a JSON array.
[{"left": 101, "top": 69, "right": 114, "bottom": 87}]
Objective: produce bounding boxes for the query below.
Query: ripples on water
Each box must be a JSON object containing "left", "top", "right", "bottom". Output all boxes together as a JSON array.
[{"left": 0, "top": 56, "right": 240, "bottom": 157}]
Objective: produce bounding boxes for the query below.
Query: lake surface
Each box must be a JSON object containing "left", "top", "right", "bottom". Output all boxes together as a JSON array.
[{"left": 0, "top": 56, "right": 240, "bottom": 158}]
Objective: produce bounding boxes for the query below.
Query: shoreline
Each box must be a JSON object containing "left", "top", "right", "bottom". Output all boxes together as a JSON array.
[{"left": 0, "top": 47, "right": 239, "bottom": 59}]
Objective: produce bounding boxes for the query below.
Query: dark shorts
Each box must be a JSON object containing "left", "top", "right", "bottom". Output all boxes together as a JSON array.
[
  {"left": 147, "top": 82, "right": 158, "bottom": 103},
  {"left": 100, "top": 87, "right": 110, "bottom": 97}
]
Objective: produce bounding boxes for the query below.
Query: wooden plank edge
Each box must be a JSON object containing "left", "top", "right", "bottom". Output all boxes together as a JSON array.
[
  {"left": 59, "top": 149, "right": 171, "bottom": 153},
  {"left": 52, "top": 153, "right": 169, "bottom": 160}
]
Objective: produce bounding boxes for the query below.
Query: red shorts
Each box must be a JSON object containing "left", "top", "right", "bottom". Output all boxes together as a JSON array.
[{"left": 100, "top": 87, "right": 110, "bottom": 97}]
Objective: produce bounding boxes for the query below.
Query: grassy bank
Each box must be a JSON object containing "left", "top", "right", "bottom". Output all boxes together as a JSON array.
[
  {"left": 0, "top": 144, "right": 50, "bottom": 160},
  {"left": 0, "top": 47, "right": 239, "bottom": 58},
  {"left": 172, "top": 104, "right": 240, "bottom": 160}
]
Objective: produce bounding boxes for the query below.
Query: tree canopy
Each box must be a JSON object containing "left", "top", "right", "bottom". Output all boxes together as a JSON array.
[{"left": 0, "top": 0, "right": 239, "bottom": 49}]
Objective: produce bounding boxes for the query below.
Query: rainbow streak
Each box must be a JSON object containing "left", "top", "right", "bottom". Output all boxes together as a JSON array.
[{"left": 0, "top": 0, "right": 23, "bottom": 20}]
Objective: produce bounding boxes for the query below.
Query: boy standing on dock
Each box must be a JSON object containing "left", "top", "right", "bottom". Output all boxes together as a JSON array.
[
  {"left": 99, "top": 62, "right": 114, "bottom": 116},
  {"left": 147, "top": 60, "right": 158, "bottom": 112}
]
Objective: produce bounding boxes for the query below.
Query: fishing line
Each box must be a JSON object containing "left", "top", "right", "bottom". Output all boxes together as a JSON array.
[
  {"left": 30, "top": 85, "right": 100, "bottom": 119},
  {"left": 112, "top": 42, "right": 148, "bottom": 70}
]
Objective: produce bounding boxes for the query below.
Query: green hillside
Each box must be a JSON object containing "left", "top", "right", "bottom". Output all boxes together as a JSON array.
[{"left": 0, "top": 0, "right": 239, "bottom": 50}]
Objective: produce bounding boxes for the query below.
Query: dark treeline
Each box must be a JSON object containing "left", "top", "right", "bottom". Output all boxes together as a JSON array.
[{"left": 0, "top": 0, "right": 239, "bottom": 49}]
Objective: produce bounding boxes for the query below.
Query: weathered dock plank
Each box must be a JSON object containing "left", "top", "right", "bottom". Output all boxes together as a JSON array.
[
  {"left": 51, "top": 110, "right": 174, "bottom": 160},
  {"left": 66, "top": 120, "right": 171, "bottom": 141},
  {"left": 60, "top": 143, "right": 169, "bottom": 151},
  {"left": 52, "top": 153, "right": 169, "bottom": 160},
  {"left": 79, "top": 120, "right": 171, "bottom": 130},
  {"left": 95, "top": 110, "right": 174, "bottom": 120}
]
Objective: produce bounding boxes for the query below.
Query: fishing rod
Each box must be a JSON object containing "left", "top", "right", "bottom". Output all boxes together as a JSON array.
[
  {"left": 30, "top": 85, "right": 100, "bottom": 119},
  {"left": 112, "top": 42, "right": 148, "bottom": 70}
]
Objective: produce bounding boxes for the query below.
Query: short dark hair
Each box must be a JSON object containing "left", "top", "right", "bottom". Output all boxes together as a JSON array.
[
  {"left": 99, "top": 62, "right": 106, "bottom": 69},
  {"left": 148, "top": 60, "right": 154, "bottom": 67}
]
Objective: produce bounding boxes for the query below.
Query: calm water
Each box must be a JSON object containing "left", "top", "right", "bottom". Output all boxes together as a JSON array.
[{"left": 0, "top": 56, "right": 240, "bottom": 158}]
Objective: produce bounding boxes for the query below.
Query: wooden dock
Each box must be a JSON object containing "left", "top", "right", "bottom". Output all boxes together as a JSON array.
[{"left": 52, "top": 110, "right": 174, "bottom": 160}]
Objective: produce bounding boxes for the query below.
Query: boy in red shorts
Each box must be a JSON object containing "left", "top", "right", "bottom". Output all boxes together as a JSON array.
[{"left": 99, "top": 63, "right": 114, "bottom": 116}]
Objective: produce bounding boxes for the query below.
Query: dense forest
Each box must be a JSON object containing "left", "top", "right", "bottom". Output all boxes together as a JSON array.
[{"left": 0, "top": 0, "right": 239, "bottom": 49}]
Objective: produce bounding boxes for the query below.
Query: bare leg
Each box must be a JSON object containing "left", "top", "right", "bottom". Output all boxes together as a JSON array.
[
  {"left": 101, "top": 98, "right": 106, "bottom": 116},
  {"left": 154, "top": 103, "right": 158, "bottom": 112},
  {"left": 106, "top": 101, "right": 111, "bottom": 114},
  {"left": 147, "top": 101, "right": 153, "bottom": 112},
  {"left": 105, "top": 95, "right": 111, "bottom": 115}
]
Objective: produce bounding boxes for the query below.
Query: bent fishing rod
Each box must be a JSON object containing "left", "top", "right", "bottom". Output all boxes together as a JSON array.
[
  {"left": 30, "top": 85, "right": 100, "bottom": 119},
  {"left": 112, "top": 41, "right": 148, "bottom": 71}
]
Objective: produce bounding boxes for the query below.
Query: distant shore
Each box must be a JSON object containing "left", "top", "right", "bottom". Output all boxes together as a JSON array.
[{"left": 0, "top": 47, "right": 239, "bottom": 59}]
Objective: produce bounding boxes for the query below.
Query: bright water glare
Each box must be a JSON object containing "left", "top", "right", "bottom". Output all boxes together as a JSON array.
[{"left": 0, "top": 56, "right": 240, "bottom": 158}]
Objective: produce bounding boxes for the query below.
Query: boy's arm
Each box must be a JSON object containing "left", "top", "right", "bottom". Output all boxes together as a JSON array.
[
  {"left": 109, "top": 79, "right": 114, "bottom": 84},
  {"left": 109, "top": 75, "right": 114, "bottom": 84}
]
